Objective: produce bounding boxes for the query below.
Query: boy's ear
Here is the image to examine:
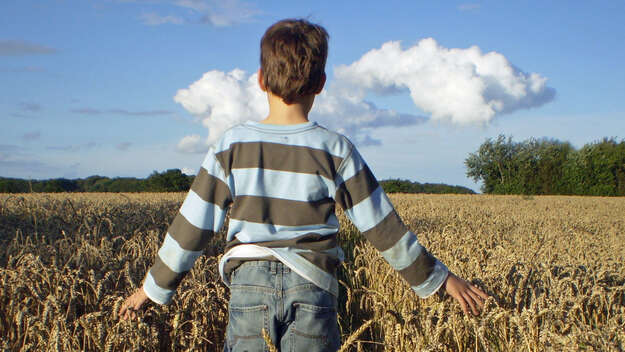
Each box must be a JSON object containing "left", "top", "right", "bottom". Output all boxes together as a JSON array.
[
  {"left": 315, "top": 72, "right": 326, "bottom": 94},
  {"left": 257, "top": 68, "right": 267, "bottom": 92}
]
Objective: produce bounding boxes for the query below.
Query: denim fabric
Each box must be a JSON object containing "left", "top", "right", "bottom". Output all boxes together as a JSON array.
[{"left": 224, "top": 261, "right": 341, "bottom": 352}]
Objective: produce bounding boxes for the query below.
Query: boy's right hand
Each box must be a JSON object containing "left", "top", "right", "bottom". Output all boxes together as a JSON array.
[
  {"left": 119, "top": 288, "right": 149, "bottom": 321},
  {"left": 443, "top": 272, "right": 489, "bottom": 316}
]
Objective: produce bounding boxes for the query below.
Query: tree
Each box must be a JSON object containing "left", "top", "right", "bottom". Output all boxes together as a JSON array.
[
  {"left": 380, "top": 179, "right": 474, "bottom": 194},
  {"left": 147, "top": 169, "right": 192, "bottom": 192},
  {"left": 0, "top": 178, "right": 29, "bottom": 193},
  {"left": 466, "top": 135, "right": 624, "bottom": 196},
  {"left": 465, "top": 135, "right": 520, "bottom": 194},
  {"left": 41, "top": 178, "right": 79, "bottom": 192},
  {"left": 573, "top": 138, "right": 625, "bottom": 196}
]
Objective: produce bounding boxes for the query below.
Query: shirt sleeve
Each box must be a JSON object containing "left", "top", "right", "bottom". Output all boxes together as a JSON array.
[
  {"left": 142, "top": 149, "right": 233, "bottom": 304},
  {"left": 334, "top": 145, "right": 449, "bottom": 298}
]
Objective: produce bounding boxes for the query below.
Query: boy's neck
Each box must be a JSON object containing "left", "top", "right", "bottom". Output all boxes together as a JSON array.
[{"left": 261, "top": 92, "right": 315, "bottom": 125}]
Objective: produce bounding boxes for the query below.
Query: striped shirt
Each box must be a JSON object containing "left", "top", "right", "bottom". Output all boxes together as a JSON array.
[{"left": 142, "top": 120, "right": 449, "bottom": 304}]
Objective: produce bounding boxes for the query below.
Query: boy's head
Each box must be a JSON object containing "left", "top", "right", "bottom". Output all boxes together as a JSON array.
[{"left": 260, "top": 19, "right": 328, "bottom": 104}]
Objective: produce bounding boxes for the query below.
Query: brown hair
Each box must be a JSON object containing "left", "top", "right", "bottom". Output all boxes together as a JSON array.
[{"left": 260, "top": 19, "right": 328, "bottom": 104}]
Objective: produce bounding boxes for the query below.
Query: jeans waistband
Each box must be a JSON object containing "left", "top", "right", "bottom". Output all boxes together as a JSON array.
[{"left": 237, "top": 260, "right": 292, "bottom": 274}]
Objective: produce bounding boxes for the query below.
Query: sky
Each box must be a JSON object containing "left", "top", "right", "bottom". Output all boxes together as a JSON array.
[{"left": 2, "top": 0, "right": 624, "bottom": 192}]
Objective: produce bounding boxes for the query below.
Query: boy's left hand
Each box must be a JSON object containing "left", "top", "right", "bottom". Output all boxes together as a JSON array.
[
  {"left": 443, "top": 272, "right": 489, "bottom": 316},
  {"left": 119, "top": 288, "right": 149, "bottom": 321}
]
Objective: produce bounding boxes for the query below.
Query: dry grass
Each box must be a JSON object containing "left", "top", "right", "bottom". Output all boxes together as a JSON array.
[{"left": 0, "top": 193, "right": 623, "bottom": 351}]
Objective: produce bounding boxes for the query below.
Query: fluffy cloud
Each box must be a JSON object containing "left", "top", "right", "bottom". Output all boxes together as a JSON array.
[
  {"left": 173, "top": 69, "right": 266, "bottom": 151},
  {"left": 173, "top": 69, "right": 426, "bottom": 150},
  {"left": 311, "top": 89, "right": 426, "bottom": 146},
  {"left": 176, "top": 134, "right": 211, "bottom": 153},
  {"left": 335, "top": 39, "right": 555, "bottom": 124},
  {"left": 181, "top": 167, "right": 196, "bottom": 175},
  {"left": 173, "top": 38, "right": 554, "bottom": 152}
]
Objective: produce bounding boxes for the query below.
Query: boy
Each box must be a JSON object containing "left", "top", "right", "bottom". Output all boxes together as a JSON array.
[{"left": 120, "top": 18, "right": 489, "bottom": 351}]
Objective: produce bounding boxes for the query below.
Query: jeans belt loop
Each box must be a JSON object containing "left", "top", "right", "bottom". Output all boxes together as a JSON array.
[{"left": 270, "top": 261, "right": 277, "bottom": 274}]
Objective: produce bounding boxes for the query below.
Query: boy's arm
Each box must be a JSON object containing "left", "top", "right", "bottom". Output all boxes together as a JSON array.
[
  {"left": 334, "top": 145, "right": 448, "bottom": 298},
  {"left": 334, "top": 145, "right": 489, "bottom": 314},
  {"left": 141, "top": 149, "right": 233, "bottom": 305}
]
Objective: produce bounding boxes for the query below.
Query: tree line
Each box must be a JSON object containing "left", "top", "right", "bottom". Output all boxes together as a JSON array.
[
  {"left": 0, "top": 169, "right": 194, "bottom": 193},
  {"left": 380, "top": 179, "right": 475, "bottom": 194},
  {"left": 465, "top": 135, "right": 625, "bottom": 196},
  {"left": 0, "top": 170, "right": 475, "bottom": 195}
]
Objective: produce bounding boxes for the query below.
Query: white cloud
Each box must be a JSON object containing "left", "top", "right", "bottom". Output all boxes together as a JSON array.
[
  {"left": 176, "top": 134, "right": 208, "bottom": 153},
  {"left": 311, "top": 88, "right": 426, "bottom": 146},
  {"left": 181, "top": 167, "right": 196, "bottom": 175},
  {"left": 173, "top": 69, "right": 426, "bottom": 149},
  {"left": 140, "top": 12, "right": 183, "bottom": 25},
  {"left": 335, "top": 39, "right": 555, "bottom": 124},
  {"left": 172, "top": 38, "right": 554, "bottom": 152},
  {"left": 173, "top": 69, "right": 266, "bottom": 149}
]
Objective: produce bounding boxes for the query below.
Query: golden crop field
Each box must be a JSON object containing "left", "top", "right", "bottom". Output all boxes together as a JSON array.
[{"left": 0, "top": 193, "right": 623, "bottom": 351}]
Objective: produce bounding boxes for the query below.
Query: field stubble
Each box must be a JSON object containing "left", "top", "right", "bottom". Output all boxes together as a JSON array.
[{"left": 0, "top": 193, "right": 623, "bottom": 351}]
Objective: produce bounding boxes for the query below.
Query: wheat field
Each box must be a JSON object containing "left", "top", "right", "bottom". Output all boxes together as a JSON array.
[{"left": 0, "top": 193, "right": 623, "bottom": 351}]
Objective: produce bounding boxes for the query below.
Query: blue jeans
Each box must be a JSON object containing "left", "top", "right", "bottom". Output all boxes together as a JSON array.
[{"left": 224, "top": 261, "right": 341, "bottom": 352}]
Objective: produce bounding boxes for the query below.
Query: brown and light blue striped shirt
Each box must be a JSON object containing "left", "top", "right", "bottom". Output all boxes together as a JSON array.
[{"left": 142, "top": 120, "right": 448, "bottom": 304}]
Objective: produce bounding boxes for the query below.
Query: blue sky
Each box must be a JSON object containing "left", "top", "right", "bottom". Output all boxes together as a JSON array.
[{"left": 2, "top": 0, "right": 624, "bottom": 191}]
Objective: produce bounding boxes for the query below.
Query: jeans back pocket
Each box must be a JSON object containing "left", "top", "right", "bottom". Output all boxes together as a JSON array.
[
  {"left": 289, "top": 303, "right": 340, "bottom": 351},
  {"left": 225, "top": 304, "right": 269, "bottom": 351}
]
